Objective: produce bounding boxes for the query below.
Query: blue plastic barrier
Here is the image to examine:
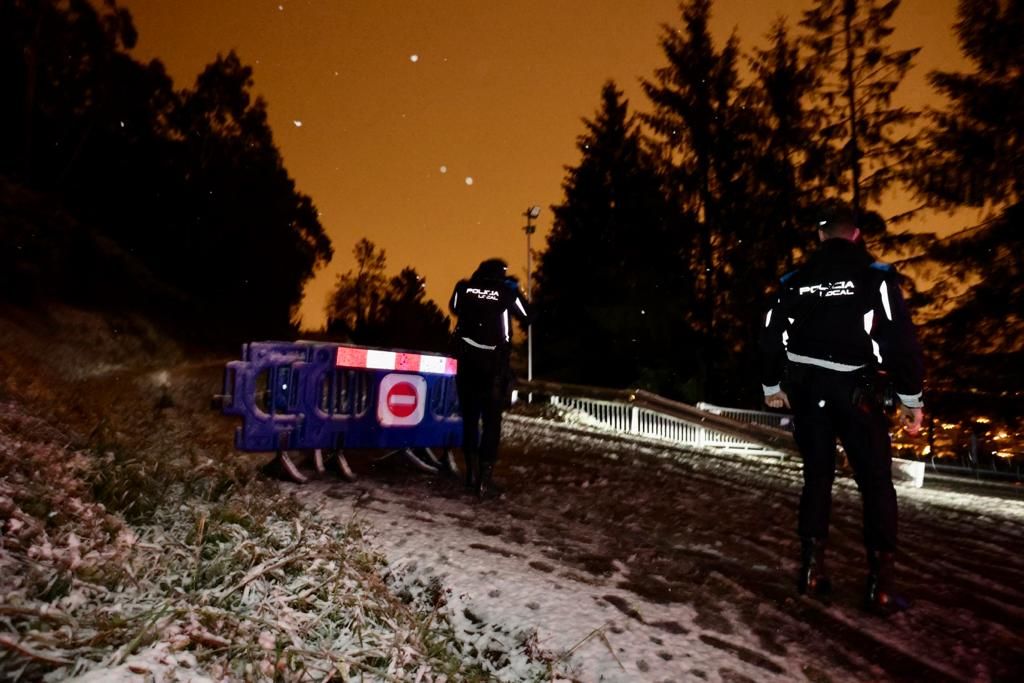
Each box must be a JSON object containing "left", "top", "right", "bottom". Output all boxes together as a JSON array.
[
  {"left": 221, "top": 341, "right": 315, "bottom": 452},
  {"left": 221, "top": 341, "right": 462, "bottom": 455}
]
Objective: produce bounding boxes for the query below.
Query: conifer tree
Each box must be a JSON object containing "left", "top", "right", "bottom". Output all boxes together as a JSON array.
[
  {"left": 921, "top": 0, "right": 1024, "bottom": 208},
  {"left": 914, "top": 0, "right": 1024, "bottom": 406},
  {"left": 326, "top": 238, "right": 388, "bottom": 339},
  {"left": 799, "top": 0, "right": 919, "bottom": 222},
  {"left": 746, "top": 18, "right": 823, "bottom": 272},
  {"left": 641, "top": 0, "right": 749, "bottom": 337},
  {"left": 642, "top": 0, "right": 776, "bottom": 401},
  {"left": 535, "top": 82, "right": 695, "bottom": 396},
  {"left": 326, "top": 240, "right": 450, "bottom": 352}
]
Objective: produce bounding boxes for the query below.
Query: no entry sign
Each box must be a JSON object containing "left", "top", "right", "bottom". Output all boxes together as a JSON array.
[
  {"left": 387, "top": 381, "right": 418, "bottom": 418},
  {"left": 377, "top": 373, "right": 427, "bottom": 427}
]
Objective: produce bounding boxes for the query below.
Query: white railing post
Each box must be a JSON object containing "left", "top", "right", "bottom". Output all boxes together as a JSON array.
[{"left": 630, "top": 406, "right": 639, "bottom": 434}]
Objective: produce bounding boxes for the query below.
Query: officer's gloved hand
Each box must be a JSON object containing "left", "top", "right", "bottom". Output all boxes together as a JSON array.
[{"left": 765, "top": 390, "right": 791, "bottom": 410}]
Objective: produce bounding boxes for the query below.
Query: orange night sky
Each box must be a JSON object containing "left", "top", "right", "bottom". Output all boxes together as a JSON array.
[{"left": 120, "top": 0, "right": 971, "bottom": 330}]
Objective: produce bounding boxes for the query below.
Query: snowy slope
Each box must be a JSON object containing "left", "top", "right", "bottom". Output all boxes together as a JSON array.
[{"left": 303, "top": 414, "right": 1024, "bottom": 682}]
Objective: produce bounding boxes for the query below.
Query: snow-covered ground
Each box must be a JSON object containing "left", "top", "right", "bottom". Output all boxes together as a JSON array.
[
  {"left": 3, "top": 300, "right": 1021, "bottom": 681},
  {"left": 301, "top": 414, "right": 1024, "bottom": 682}
]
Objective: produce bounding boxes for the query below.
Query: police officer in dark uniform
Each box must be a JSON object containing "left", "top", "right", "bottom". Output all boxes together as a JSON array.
[
  {"left": 449, "top": 258, "right": 530, "bottom": 497},
  {"left": 759, "top": 201, "right": 924, "bottom": 615}
]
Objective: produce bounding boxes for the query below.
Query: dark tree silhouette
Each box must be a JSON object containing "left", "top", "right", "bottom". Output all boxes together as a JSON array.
[
  {"left": 0, "top": 1, "right": 332, "bottom": 344},
  {"left": 920, "top": 0, "right": 1024, "bottom": 208},
  {"left": 641, "top": 0, "right": 791, "bottom": 402},
  {"left": 688, "top": 18, "right": 830, "bottom": 404},
  {"left": 375, "top": 268, "right": 452, "bottom": 353},
  {"left": 171, "top": 51, "right": 333, "bottom": 339},
  {"left": 326, "top": 238, "right": 388, "bottom": 338},
  {"left": 799, "top": 0, "right": 920, "bottom": 222},
  {"left": 746, "top": 18, "right": 823, "bottom": 272},
  {"left": 642, "top": 0, "right": 750, "bottom": 340},
  {"left": 326, "top": 239, "right": 451, "bottom": 352},
  {"left": 535, "top": 81, "right": 697, "bottom": 397},
  {"left": 912, "top": 0, "right": 1024, "bottom": 410},
  {"left": 0, "top": 0, "right": 151, "bottom": 184}
]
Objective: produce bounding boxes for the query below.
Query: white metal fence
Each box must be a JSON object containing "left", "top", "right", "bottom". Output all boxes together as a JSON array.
[
  {"left": 548, "top": 394, "right": 787, "bottom": 458},
  {"left": 696, "top": 402, "right": 794, "bottom": 431},
  {"left": 517, "top": 385, "right": 929, "bottom": 486}
]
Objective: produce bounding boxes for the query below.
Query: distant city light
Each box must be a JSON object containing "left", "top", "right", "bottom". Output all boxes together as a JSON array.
[
  {"left": 465, "top": 176, "right": 474, "bottom": 186},
  {"left": 410, "top": 54, "right": 419, "bottom": 63},
  {"left": 293, "top": 120, "right": 303, "bottom": 127},
  {"left": 439, "top": 165, "right": 448, "bottom": 174}
]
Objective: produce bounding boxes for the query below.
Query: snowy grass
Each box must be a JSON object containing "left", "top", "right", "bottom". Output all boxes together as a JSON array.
[
  {"left": 0, "top": 305, "right": 574, "bottom": 682},
  {"left": 0, "top": 396, "right": 563, "bottom": 682}
]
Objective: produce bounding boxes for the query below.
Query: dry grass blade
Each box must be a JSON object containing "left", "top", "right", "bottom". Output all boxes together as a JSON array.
[
  {"left": 0, "top": 634, "right": 74, "bottom": 666},
  {"left": 0, "top": 606, "right": 75, "bottom": 626}
]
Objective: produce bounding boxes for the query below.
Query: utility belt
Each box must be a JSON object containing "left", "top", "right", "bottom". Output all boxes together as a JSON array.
[
  {"left": 452, "top": 336, "right": 511, "bottom": 377},
  {"left": 451, "top": 337, "right": 515, "bottom": 406},
  {"left": 453, "top": 336, "right": 509, "bottom": 358},
  {"left": 851, "top": 369, "right": 896, "bottom": 410},
  {"left": 784, "top": 362, "right": 895, "bottom": 410}
]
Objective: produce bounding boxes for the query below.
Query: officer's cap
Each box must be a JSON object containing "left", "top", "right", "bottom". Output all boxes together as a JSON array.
[
  {"left": 814, "top": 199, "right": 857, "bottom": 232},
  {"left": 475, "top": 258, "right": 508, "bottom": 278}
]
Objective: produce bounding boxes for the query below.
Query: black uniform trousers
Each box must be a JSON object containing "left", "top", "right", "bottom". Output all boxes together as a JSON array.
[
  {"left": 787, "top": 364, "right": 898, "bottom": 553},
  {"left": 455, "top": 342, "right": 511, "bottom": 465}
]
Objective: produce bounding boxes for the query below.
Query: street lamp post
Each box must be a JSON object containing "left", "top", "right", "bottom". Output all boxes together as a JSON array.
[{"left": 523, "top": 205, "right": 541, "bottom": 382}]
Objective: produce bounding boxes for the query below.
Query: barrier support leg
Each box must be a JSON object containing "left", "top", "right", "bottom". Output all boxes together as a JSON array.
[
  {"left": 329, "top": 449, "right": 356, "bottom": 481},
  {"left": 443, "top": 448, "right": 460, "bottom": 476},
  {"left": 402, "top": 448, "right": 439, "bottom": 474},
  {"left": 420, "top": 448, "right": 444, "bottom": 468},
  {"left": 375, "top": 448, "right": 441, "bottom": 474},
  {"left": 272, "top": 450, "right": 309, "bottom": 484}
]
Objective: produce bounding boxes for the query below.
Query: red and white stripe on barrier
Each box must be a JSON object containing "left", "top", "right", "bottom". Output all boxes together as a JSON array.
[{"left": 336, "top": 346, "right": 458, "bottom": 376}]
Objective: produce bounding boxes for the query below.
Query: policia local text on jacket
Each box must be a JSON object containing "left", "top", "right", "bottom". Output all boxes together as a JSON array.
[
  {"left": 759, "top": 217, "right": 924, "bottom": 615},
  {"left": 448, "top": 259, "right": 530, "bottom": 497}
]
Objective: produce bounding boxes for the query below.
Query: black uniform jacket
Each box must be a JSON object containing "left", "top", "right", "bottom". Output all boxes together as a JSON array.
[
  {"left": 759, "top": 238, "right": 924, "bottom": 408},
  {"left": 449, "top": 275, "right": 530, "bottom": 350}
]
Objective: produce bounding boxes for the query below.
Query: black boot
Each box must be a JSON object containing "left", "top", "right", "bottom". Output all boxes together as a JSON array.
[
  {"left": 464, "top": 451, "right": 479, "bottom": 492},
  {"left": 797, "top": 538, "right": 832, "bottom": 599},
  {"left": 865, "top": 550, "right": 909, "bottom": 616},
  {"left": 476, "top": 460, "right": 502, "bottom": 498}
]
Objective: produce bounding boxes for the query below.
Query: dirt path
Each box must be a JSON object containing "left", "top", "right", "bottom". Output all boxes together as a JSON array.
[{"left": 298, "top": 415, "right": 1024, "bottom": 682}]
